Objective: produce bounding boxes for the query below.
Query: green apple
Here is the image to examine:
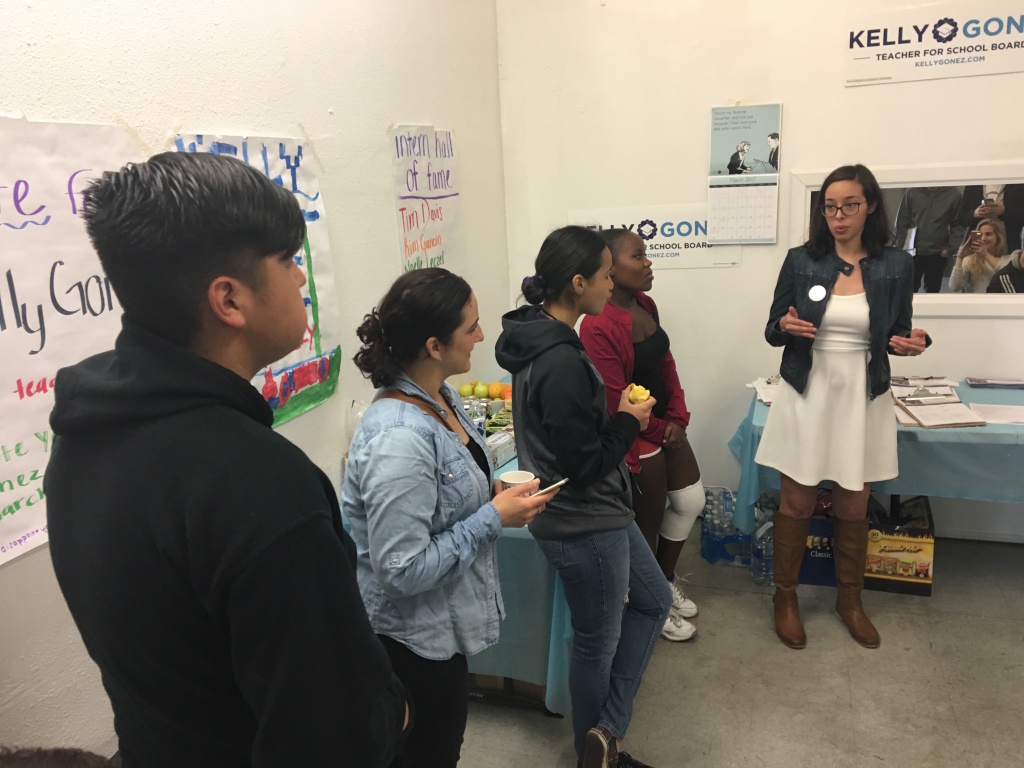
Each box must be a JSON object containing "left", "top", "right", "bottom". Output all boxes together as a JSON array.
[
  {"left": 458, "top": 383, "right": 474, "bottom": 398},
  {"left": 473, "top": 382, "right": 490, "bottom": 399}
]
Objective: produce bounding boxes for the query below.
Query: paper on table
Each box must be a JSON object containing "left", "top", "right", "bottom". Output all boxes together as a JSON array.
[
  {"left": 891, "top": 376, "right": 959, "bottom": 387},
  {"left": 749, "top": 377, "right": 781, "bottom": 404},
  {"left": 899, "top": 401, "right": 986, "bottom": 428},
  {"left": 890, "top": 384, "right": 960, "bottom": 404},
  {"left": 894, "top": 403, "right": 918, "bottom": 426},
  {"left": 892, "top": 385, "right": 954, "bottom": 397},
  {"left": 969, "top": 403, "right": 1024, "bottom": 425},
  {"left": 965, "top": 377, "right": 1024, "bottom": 388}
]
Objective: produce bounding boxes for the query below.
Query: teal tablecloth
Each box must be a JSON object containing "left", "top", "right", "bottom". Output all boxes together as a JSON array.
[
  {"left": 467, "top": 457, "right": 573, "bottom": 716},
  {"left": 727, "top": 383, "right": 1024, "bottom": 534}
]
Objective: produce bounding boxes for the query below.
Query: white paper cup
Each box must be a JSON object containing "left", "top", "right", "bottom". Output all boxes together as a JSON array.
[{"left": 499, "top": 470, "right": 535, "bottom": 491}]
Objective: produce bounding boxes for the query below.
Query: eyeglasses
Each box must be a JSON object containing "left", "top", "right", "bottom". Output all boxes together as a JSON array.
[{"left": 821, "top": 202, "right": 863, "bottom": 218}]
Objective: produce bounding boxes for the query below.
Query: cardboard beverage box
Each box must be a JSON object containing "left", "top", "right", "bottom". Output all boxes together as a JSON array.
[
  {"left": 798, "top": 515, "right": 836, "bottom": 587},
  {"left": 485, "top": 430, "right": 517, "bottom": 469},
  {"left": 864, "top": 495, "right": 934, "bottom": 597}
]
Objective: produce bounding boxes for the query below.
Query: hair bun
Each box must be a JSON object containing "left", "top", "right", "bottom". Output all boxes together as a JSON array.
[
  {"left": 522, "top": 274, "right": 546, "bottom": 291},
  {"left": 521, "top": 274, "right": 547, "bottom": 305}
]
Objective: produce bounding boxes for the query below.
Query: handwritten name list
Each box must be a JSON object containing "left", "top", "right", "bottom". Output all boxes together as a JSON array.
[{"left": 389, "top": 125, "right": 462, "bottom": 273}]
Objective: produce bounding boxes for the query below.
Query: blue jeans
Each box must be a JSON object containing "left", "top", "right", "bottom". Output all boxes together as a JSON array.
[{"left": 536, "top": 522, "right": 672, "bottom": 759}]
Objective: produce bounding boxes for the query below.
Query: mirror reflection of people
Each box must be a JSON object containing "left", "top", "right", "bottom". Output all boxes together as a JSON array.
[
  {"left": 496, "top": 226, "right": 667, "bottom": 768},
  {"left": 950, "top": 218, "right": 1011, "bottom": 294},
  {"left": 892, "top": 186, "right": 964, "bottom": 293},
  {"left": 756, "top": 164, "right": 930, "bottom": 652},
  {"left": 957, "top": 184, "right": 1024, "bottom": 253},
  {"left": 580, "top": 229, "right": 705, "bottom": 644},
  {"left": 346, "top": 269, "right": 552, "bottom": 768},
  {"left": 767, "top": 132, "right": 780, "bottom": 171},
  {"left": 727, "top": 141, "right": 752, "bottom": 174}
]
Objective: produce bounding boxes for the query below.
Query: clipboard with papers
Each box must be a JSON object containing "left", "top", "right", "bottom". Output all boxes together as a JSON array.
[{"left": 891, "top": 385, "right": 986, "bottom": 429}]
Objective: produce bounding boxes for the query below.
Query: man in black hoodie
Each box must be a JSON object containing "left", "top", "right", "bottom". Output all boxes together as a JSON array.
[{"left": 44, "top": 153, "right": 408, "bottom": 767}]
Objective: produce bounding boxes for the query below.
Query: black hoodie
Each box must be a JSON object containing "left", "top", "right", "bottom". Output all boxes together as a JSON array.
[
  {"left": 494, "top": 306, "right": 640, "bottom": 539},
  {"left": 45, "top": 319, "right": 407, "bottom": 768}
]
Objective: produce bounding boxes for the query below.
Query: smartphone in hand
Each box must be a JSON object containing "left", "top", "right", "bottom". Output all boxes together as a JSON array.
[{"left": 530, "top": 478, "right": 568, "bottom": 497}]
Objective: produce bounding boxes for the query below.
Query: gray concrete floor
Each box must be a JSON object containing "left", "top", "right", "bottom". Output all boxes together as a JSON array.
[{"left": 461, "top": 537, "right": 1024, "bottom": 767}]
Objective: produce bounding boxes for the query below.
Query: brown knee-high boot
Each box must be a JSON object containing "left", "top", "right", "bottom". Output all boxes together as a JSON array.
[
  {"left": 832, "top": 517, "right": 880, "bottom": 648},
  {"left": 772, "top": 514, "right": 813, "bottom": 649}
]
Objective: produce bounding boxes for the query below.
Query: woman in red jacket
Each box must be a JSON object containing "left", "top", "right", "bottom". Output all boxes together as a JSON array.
[{"left": 580, "top": 229, "right": 704, "bottom": 642}]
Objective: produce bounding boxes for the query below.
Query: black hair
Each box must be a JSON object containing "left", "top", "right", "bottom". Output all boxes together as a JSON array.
[
  {"left": 81, "top": 151, "right": 306, "bottom": 347},
  {"left": 599, "top": 228, "right": 637, "bottom": 261},
  {"left": 805, "top": 164, "right": 891, "bottom": 259},
  {"left": 0, "top": 747, "right": 113, "bottom": 767},
  {"left": 768, "top": 132, "right": 779, "bottom": 140},
  {"left": 353, "top": 268, "right": 473, "bottom": 388},
  {"left": 521, "top": 225, "right": 608, "bottom": 305}
]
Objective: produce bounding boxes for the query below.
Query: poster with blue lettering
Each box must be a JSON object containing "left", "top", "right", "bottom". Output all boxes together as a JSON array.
[
  {"left": 389, "top": 125, "right": 461, "bottom": 272},
  {"left": 174, "top": 133, "right": 342, "bottom": 425},
  {"left": 567, "top": 204, "right": 740, "bottom": 270},
  {"left": 0, "top": 117, "right": 142, "bottom": 565},
  {"left": 845, "top": 2, "right": 1024, "bottom": 86}
]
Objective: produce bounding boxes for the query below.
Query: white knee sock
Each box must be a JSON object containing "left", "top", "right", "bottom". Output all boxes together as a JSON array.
[{"left": 661, "top": 480, "right": 705, "bottom": 542}]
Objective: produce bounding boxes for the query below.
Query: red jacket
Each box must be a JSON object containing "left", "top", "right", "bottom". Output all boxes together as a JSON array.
[{"left": 580, "top": 293, "right": 690, "bottom": 474}]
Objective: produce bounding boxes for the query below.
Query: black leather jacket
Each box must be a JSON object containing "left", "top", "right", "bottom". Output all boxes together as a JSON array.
[{"left": 765, "top": 246, "right": 929, "bottom": 400}]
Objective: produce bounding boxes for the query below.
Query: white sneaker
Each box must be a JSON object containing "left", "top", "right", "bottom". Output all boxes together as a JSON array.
[
  {"left": 661, "top": 609, "right": 696, "bottom": 642},
  {"left": 669, "top": 577, "right": 698, "bottom": 618}
]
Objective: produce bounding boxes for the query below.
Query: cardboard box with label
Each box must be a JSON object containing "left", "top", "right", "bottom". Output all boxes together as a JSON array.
[
  {"left": 796, "top": 496, "right": 934, "bottom": 596},
  {"left": 865, "top": 496, "right": 934, "bottom": 597},
  {"left": 485, "top": 430, "right": 516, "bottom": 470}
]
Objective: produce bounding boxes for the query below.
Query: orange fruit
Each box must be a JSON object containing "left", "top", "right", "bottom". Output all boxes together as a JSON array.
[
  {"left": 488, "top": 382, "right": 504, "bottom": 399},
  {"left": 501, "top": 385, "right": 513, "bottom": 402}
]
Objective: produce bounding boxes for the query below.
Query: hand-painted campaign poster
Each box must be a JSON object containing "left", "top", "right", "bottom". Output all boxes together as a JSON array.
[
  {"left": 389, "top": 125, "right": 461, "bottom": 273},
  {"left": 1, "top": 118, "right": 142, "bottom": 565},
  {"left": 175, "top": 133, "right": 342, "bottom": 425},
  {"left": 0, "top": 121, "right": 342, "bottom": 565},
  {"left": 568, "top": 204, "right": 740, "bottom": 269},
  {"left": 845, "top": 2, "right": 1024, "bottom": 87}
]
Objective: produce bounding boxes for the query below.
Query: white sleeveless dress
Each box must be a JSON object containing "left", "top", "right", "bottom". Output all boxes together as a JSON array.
[{"left": 755, "top": 292, "right": 898, "bottom": 490}]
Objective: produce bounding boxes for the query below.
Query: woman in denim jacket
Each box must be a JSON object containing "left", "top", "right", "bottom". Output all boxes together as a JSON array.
[
  {"left": 756, "top": 165, "right": 930, "bottom": 651},
  {"left": 343, "top": 268, "right": 552, "bottom": 767}
]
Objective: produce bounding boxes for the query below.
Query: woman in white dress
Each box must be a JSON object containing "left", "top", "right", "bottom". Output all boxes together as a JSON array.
[{"left": 756, "top": 165, "right": 930, "bottom": 650}]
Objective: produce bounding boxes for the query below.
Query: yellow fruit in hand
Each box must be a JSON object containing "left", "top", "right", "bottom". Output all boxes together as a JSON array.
[
  {"left": 488, "top": 382, "right": 504, "bottom": 399},
  {"left": 628, "top": 384, "right": 650, "bottom": 404}
]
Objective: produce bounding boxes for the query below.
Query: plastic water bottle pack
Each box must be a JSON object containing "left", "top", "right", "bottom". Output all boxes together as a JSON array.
[
  {"left": 700, "top": 486, "right": 752, "bottom": 567},
  {"left": 751, "top": 520, "right": 774, "bottom": 586}
]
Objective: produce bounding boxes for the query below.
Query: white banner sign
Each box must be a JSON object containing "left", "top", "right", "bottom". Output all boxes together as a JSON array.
[
  {"left": 568, "top": 204, "right": 739, "bottom": 269},
  {"left": 389, "top": 125, "right": 462, "bottom": 273},
  {"left": 1, "top": 119, "right": 142, "bottom": 565},
  {"left": 845, "top": 3, "right": 1024, "bottom": 86}
]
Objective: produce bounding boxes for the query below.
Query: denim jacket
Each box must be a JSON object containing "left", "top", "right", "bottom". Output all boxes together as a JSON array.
[
  {"left": 765, "top": 246, "right": 928, "bottom": 400},
  {"left": 342, "top": 374, "right": 503, "bottom": 660}
]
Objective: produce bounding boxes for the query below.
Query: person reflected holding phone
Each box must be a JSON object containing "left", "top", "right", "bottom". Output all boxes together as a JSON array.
[{"left": 950, "top": 218, "right": 1011, "bottom": 293}]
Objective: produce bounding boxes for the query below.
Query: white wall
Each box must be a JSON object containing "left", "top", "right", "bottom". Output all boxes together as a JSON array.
[
  {"left": 495, "top": 0, "right": 1024, "bottom": 533},
  {"left": 0, "top": 0, "right": 508, "bottom": 752}
]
